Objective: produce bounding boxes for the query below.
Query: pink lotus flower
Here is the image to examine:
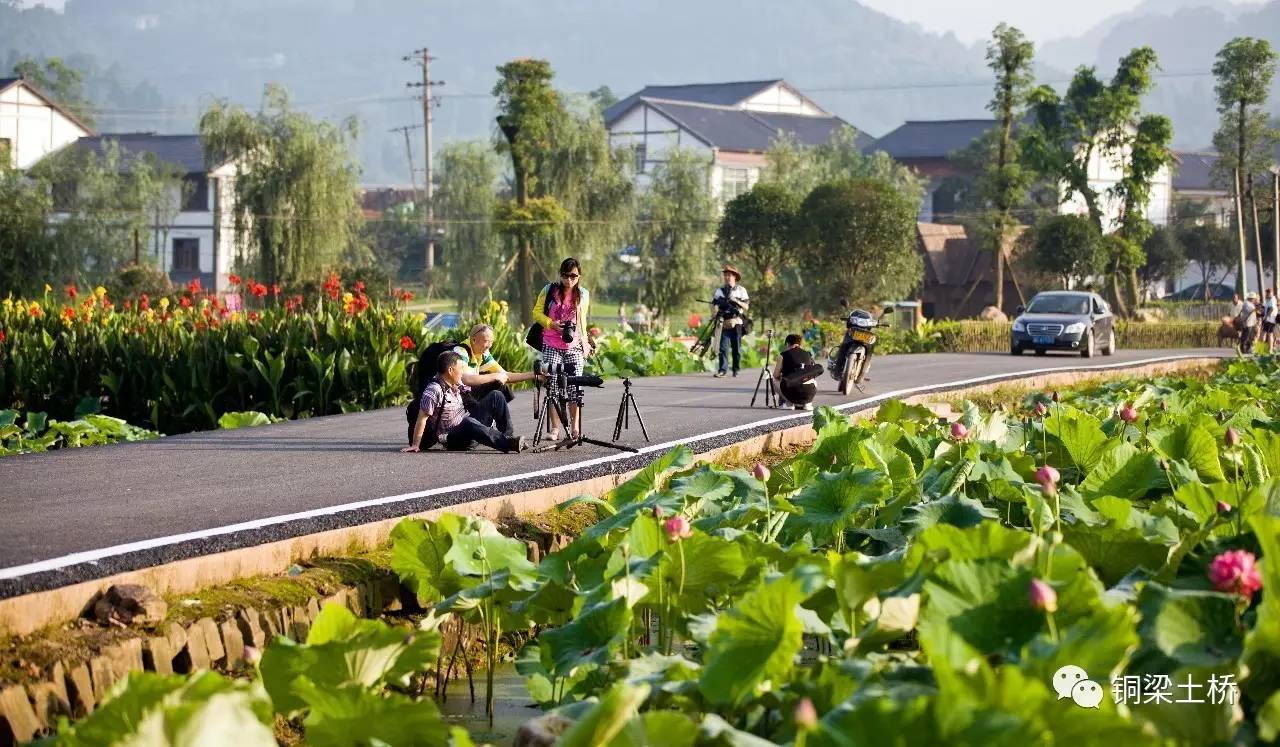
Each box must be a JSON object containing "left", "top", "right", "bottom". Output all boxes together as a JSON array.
[
  {"left": 663, "top": 515, "right": 692, "bottom": 542},
  {"left": 1036, "top": 464, "right": 1060, "bottom": 495},
  {"left": 1028, "top": 578, "right": 1058, "bottom": 613},
  {"left": 1119, "top": 403, "right": 1138, "bottom": 423},
  {"left": 950, "top": 421, "right": 969, "bottom": 441},
  {"left": 1209, "top": 550, "right": 1262, "bottom": 599},
  {"left": 1216, "top": 500, "right": 1232, "bottom": 515},
  {"left": 754, "top": 463, "right": 771, "bottom": 483},
  {"left": 1033, "top": 401, "right": 1048, "bottom": 418},
  {"left": 794, "top": 697, "right": 818, "bottom": 731},
  {"left": 1225, "top": 427, "right": 1241, "bottom": 448}
]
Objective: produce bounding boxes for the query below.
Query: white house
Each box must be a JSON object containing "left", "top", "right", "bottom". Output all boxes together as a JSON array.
[
  {"left": 48, "top": 134, "right": 244, "bottom": 294},
  {"left": 0, "top": 76, "right": 96, "bottom": 170},
  {"left": 603, "top": 80, "right": 872, "bottom": 204},
  {"left": 872, "top": 119, "right": 1172, "bottom": 230}
]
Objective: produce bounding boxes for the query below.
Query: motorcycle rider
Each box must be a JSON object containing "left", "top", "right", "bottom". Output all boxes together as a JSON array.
[{"left": 711, "top": 264, "right": 750, "bottom": 378}]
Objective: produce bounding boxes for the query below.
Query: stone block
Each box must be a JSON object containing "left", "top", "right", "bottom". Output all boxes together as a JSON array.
[
  {"left": 379, "top": 574, "right": 403, "bottom": 612},
  {"left": 0, "top": 685, "right": 41, "bottom": 744},
  {"left": 306, "top": 596, "right": 321, "bottom": 620},
  {"left": 105, "top": 639, "right": 144, "bottom": 680},
  {"left": 219, "top": 619, "right": 246, "bottom": 669},
  {"left": 288, "top": 606, "right": 311, "bottom": 642},
  {"left": 87, "top": 656, "right": 115, "bottom": 703},
  {"left": 143, "top": 637, "right": 176, "bottom": 675},
  {"left": 196, "top": 618, "right": 225, "bottom": 665},
  {"left": 236, "top": 608, "right": 267, "bottom": 649},
  {"left": 525, "top": 539, "right": 542, "bottom": 564},
  {"left": 62, "top": 661, "right": 94, "bottom": 717},
  {"left": 163, "top": 622, "right": 188, "bottom": 654},
  {"left": 28, "top": 680, "right": 71, "bottom": 728},
  {"left": 177, "top": 622, "right": 212, "bottom": 672}
]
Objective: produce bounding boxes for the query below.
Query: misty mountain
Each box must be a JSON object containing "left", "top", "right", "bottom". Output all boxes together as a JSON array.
[{"left": 1, "top": 0, "right": 1275, "bottom": 182}]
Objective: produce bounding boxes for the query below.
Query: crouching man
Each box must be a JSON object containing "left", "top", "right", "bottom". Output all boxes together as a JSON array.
[
  {"left": 772, "top": 333, "right": 821, "bottom": 411},
  {"left": 402, "top": 351, "right": 527, "bottom": 454}
]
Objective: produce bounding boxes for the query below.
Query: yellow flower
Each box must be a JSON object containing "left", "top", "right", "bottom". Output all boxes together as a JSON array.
[
  {"left": 415, "top": 312, "right": 427, "bottom": 322},
  {"left": 28, "top": 301, "right": 41, "bottom": 315},
  {"left": 200, "top": 298, "right": 210, "bottom": 309},
  {"left": 44, "top": 284, "right": 52, "bottom": 294},
  {"left": 342, "top": 292, "right": 354, "bottom": 305},
  {"left": 94, "top": 286, "right": 107, "bottom": 299},
  {"left": 2, "top": 298, "right": 12, "bottom": 311},
  {"left": 159, "top": 297, "right": 170, "bottom": 310},
  {"left": 230, "top": 311, "right": 241, "bottom": 323},
  {"left": 100, "top": 316, "right": 109, "bottom": 327},
  {"left": 385, "top": 313, "right": 395, "bottom": 324}
]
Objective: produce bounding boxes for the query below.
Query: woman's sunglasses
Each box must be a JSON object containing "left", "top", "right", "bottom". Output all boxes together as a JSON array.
[{"left": 561, "top": 273, "right": 580, "bottom": 280}]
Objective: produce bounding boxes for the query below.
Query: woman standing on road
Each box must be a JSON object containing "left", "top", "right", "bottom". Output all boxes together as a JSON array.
[{"left": 533, "top": 257, "right": 594, "bottom": 441}]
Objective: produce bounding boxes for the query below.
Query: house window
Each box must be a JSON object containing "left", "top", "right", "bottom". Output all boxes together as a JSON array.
[
  {"left": 172, "top": 238, "right": 200, "bottom": 272},
  {"left": 633, "top": 143, "right": 647, "bottom": 174},
  {"left": 722, "top": 168, "right": 749, "bottom": 203},
  {"left": 183, "top": 175, "right": 210, "bottom": 212}
]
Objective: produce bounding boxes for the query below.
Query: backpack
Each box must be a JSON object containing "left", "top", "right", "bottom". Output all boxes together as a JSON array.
[{"left": 406, "top": 339, "right": 464, "bottom": 443}]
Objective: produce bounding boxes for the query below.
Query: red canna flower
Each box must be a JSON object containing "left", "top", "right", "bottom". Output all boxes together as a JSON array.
[
  {"left": 140, "top": 294, "right": 151, "bottom": 311},
  {"left": 228, "top": 274, "right": 242, "bottom": 286},
  {"left": 353, "top": 280, "right": 366, "bottom": 293},
  {"left": 123, "top": 300, "right": 133, "bottom": 311},
  {"left": 179, "top": 296, "right": 192, "bottom": 308},
  {"left": 400, "top": 290, "right": 415, "bottom": 303},
  {"left": 250, "top": 282, "right": 268, "bottom": 298},
  {"left": 65, "top": 284, "right": 77, "bottom": 299},
  {"left": 0, "top": 330, "right": 6, "bottom": 343},
  {"left": 248, "top": 311, "right": 260, "bottom": 322},
  {"left": 62, "top": 307, "right": 75, "bottom": 321},
  {"left": 270, "top": 283, "right": 281, "bottom": 297},
  {"left": 399, "top": 335, "right": 416, "bottom": 351},
  {"left": 187, "top": 278, "right": 202, "bottom": 296}
]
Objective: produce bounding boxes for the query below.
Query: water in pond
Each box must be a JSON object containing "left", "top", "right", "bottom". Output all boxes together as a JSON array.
[{"left": 439, "top": 664, "right": 539, "bottom": 745}]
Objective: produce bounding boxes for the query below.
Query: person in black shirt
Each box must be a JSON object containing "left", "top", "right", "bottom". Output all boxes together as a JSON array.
[{"left": 772, "top": 334, "right": 822, "bottom": 410}]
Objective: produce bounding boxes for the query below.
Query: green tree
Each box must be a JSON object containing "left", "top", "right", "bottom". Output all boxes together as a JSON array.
[
  {"left": 200, "top": 84, "right": 362, "bottom": 288},
  {"left": 1139, "top": 224, "right": 1186, "bottom": 294},
  {"left": 0, "top": 161, "right": 54, "bottom": 295},
  {"left": 764, "top": 127, "right": 922, "bottom": 207},
  {"left": 1174, "top": 202, "right": 1236, "bottom": 299},
  {"left": 1029, "top": 214, "right": 1106, "bottom": 287},
  {"left": 434, "top": 141, "right": 501, "bottom": 313},
  {"left": 715, "top": 183, "right": 798, "bottom": 325},
  {"left": 588, "top": 85, "right": 619, "bottom": 110},
  {"left": 493, "top": 59, "right": 562, "bottom": 325},
  {"left": 12, "top": 55, "right": 95, "bottom": 126},
  {"left": 793, "top": 178, "right": 921, "bottom": 310},
  {"left": 1024, "top": 47, "right": 1173, "bottom": 315},
  {"left": 975, "top": 23, "right": 1036, "bottom": 311},
  {"left": 1211, "top": 37, "right": 1279, "bottom": 296},
  {"left": 641, "top": 149, "right": 716, "bottom": 320}
]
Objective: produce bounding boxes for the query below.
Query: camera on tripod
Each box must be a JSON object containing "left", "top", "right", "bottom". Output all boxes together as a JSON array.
[
  {"left": 712, "top": 296, "right": 741, "bottom": 320},
  {"left": 532, "top": 359, "right": 604, "bottom": 399}
]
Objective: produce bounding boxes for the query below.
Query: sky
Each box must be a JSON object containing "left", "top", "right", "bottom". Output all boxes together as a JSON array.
[{"left": 857, "top": 0, "right": 1265, "bottom": 42}]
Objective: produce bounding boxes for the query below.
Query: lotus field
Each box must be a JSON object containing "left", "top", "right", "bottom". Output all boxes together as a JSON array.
[{"left": 41, "top": 357, "right": 1280, "bottom": 745}]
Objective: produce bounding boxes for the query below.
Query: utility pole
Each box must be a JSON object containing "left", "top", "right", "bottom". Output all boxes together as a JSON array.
[
  {"left": 1273, "top": 169, "right": 1279, "bottom": 295},
  {"left": 405, "top": 48, "right": 444, "bottom": 282},
  {"left": 388, "top": 124, "right": 421, "bottom": 194},
  {"left": 1235, "top": 169, "right": 1250, "bottom": 297}
]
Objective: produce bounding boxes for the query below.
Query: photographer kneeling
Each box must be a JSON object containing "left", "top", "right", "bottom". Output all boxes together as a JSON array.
[
  {"left": 402, "top": 351, "right": 528, "bottom": 454},
  {"left": 772, "top": 334, "right": 821, "bottom": 411}
]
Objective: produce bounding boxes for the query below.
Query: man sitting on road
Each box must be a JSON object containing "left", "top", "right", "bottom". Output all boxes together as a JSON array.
[
  {"left": 403, "top": 351, "right": 527, "bottom": 454},
  {"left": 772, "top": 333, "right": 821, "bottom": 411},
  {"left": 453, "top": 323, "right": 540, "bottom": 433}
]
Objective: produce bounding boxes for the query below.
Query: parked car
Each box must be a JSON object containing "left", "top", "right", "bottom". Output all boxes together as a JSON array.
[
  {"left": 1166, "top": 283, "right": 1236, "bottom": 301},
  {"left": 1010, "top": 291, "right": 1116, "bottom": 357}
]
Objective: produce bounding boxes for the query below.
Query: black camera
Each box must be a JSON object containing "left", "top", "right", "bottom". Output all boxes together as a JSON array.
[
  {"left": 560, "top": 320, "right": 577, "bottom": 344},
  {"left": 714, "top": 294, "right": 740, "bottom": 320}
]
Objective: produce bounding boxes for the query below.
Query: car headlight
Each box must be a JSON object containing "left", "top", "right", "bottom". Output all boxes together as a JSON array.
[
  {"left": 1064, "top": 322, "right": 1086, "bottom": 335},
  {"left": 1012, "top": 319, "right": 1026, "bottom": 332}
]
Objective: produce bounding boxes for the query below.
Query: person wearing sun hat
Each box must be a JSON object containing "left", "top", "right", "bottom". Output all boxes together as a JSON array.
[
  {"left": 1238, "top": 291, "right": 1260, "bottom": 354},
  {"left": 711, "top": 264, "right": 750, "bottom": 377}
]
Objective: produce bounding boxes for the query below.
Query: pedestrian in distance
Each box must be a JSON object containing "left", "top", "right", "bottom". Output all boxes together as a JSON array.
[{"left": 711, "top": 264, "right": 750, "bottom": 378}]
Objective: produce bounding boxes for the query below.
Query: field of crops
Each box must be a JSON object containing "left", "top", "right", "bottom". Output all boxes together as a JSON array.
[{"left": 38, "top": 356, "right": 1280, "bottom": 745}]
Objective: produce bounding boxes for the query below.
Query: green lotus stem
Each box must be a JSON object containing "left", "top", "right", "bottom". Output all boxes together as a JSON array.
[
  {"left": 677, "top": 540, "right": 687, "bottom": 599},
  {"left": 1046, "top": 611, "right": 1059, "bottom": 644}
]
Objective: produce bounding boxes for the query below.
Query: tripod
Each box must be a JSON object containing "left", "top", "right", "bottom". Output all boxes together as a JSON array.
[
  {"left": 689, "top": 315, "right": 723, "bottom": 359},
  {"left": 531, "top": 369, "right": 638, "bottom": 454},
  {"left": 612, "top": 378, "right": 650, "bottom": 443},
  {"left": 751, "top": 329, "right": 779, "bottom": 408}
]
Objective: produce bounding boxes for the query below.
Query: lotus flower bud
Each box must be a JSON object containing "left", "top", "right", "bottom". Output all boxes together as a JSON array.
[
  {"left": 1225, "top": 427, "right": 1241, "bottom": 448},
  {"left": 244, "top": 645, "right": 262, "bottom": 665},
  {"left": 1048, "top": 530, "right": 1064, "bottom": 546},
  {"left": 1051, "top": 391, "right": 1060, "bottom": 403},
  {"left": 1119, "top": 404, "right": 1138, "bottom": 423},
  {"left": 1159, "top": 401, "right": 1168, "bottom": 412},
  {"left": 1216, "top": 500, "right": 1232, "bottom": 515},
  {"left": 663, "top": 515, "right": 692, "bottom": 542},
  {"left": 1033, "top": 401, "right": 1048, "bottom": 418},
  {"left": 1208, "top": 550, "right": 1263, "bottom": 599},
  {"left": 754, "top": 463, "right": 771, "bottom": 483},
  {"left": 794, "top": 697, "right": 818, "bottom": 732},
  {"left": 950, "top": 421, "right": 969, "bottom": 441},
  {"left": 1028, "top": 578, "right": 1058, "bottom": 613},
  {"left": 1036, "top": 464, "right": 1060, "bottom": 495}
]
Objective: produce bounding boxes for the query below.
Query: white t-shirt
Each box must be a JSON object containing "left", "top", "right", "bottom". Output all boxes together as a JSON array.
[{"left": 1265, "top": 297, "right": 1277, "bottom": 323}]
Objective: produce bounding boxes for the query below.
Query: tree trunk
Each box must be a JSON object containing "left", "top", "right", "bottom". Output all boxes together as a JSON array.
[
  {"left": 1235, "top": 169, "right": 1251, "bottom": 297},
  {"left": 1249, "top": 175, "right": 1265, "bottom": 297},
  {"left": 994, "top": 235, "right": 1005, "bottom": 312}
]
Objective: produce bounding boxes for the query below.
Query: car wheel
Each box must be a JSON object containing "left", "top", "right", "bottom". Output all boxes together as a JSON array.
[
  {"left": 1081, "top": 330, "right": 1094, "bottom": 358},
  {"left": 1011, "top": 344, "right": 1023, "bottom": 355},
  {"left": 1035, "top": 348, "right": 1047, "bottom": 356},
  {"left": 1101, "top": 328, "right": 1116, "bottom": 356}
]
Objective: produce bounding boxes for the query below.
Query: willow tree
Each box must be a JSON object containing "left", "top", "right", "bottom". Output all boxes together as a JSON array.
[
  {"left": 435, "top": 141, "right": 501, "bottom": 313},
  {"left": 642, "top": 149, "right": 716, "bottom": 320},
  {"left": 1023, "top": 47, "right": 1172, "bottom": 315},
  {"left": 199, "top": 84, "right": 361, "bottom": 288},
  {"left": 493, "top": 59, "right": 561, "bottom": 324}
]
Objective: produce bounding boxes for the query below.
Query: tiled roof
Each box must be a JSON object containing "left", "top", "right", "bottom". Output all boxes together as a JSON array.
[
  {"left": 1172, "top": 151, "right": 1224, "bottom": 192},
  {"left": 0, "top": 77, "right": 20, "bottom": 92},
  {"left": 917, "top": 222, "right": 979, "bottom": 287},
  {"left": 641, "top": 99, "right": 860, "bottom": 153},
  {"left": 603, "top": 80, "right": 782, "bottom": 124},
  {"left": 872, "top": 119, "right": 998, "bottom": 159},
  {"left": 0, "top": 77, "right": 97, "bottom": 136},
  {"left": 65, "top": 134, "right": 209, "bottom": 174}
]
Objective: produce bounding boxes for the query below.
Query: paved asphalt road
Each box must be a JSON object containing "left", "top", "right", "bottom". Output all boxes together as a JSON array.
[{"left": 0, "top": 349, "right": 1229, "bottom": 595}]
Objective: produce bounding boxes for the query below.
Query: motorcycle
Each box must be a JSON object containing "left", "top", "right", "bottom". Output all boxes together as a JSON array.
[{"left": 826, "top": 301, "right": 892, "bottom": 395}]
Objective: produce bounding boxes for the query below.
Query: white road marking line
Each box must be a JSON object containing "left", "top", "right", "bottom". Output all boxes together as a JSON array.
[{"left": 0, "top": 353, "right": 1215, "bottom": 580}]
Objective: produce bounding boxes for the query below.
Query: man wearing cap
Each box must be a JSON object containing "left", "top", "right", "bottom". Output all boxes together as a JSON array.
[
  {"left": 711, "top": 264, "right": 750, "bottom": 378},
  {"left": 1238, "top": 291, "right": 1260, "bottom": 354}
]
